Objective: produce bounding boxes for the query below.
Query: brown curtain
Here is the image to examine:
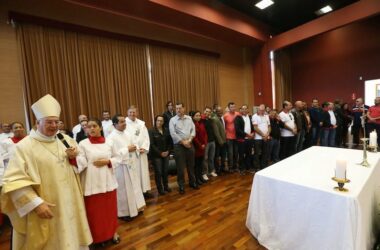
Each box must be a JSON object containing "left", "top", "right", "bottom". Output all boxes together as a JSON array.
[
  {"left": 17, "top": 23, "right": 152, "bottom": 128},
  {"left": 274, "top": 49, "right": 292, "bottom": 110},
  {"left": 149, "top": 45, "right": 219, "bottom": 116}
]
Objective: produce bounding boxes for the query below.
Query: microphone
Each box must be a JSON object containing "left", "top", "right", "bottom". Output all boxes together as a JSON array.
[{"left": 57, "top": 133, "right": 71, "bottom": 148}]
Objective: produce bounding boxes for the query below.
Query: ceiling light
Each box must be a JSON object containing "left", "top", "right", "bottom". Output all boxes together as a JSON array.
[
  {"left": 255, "top": 0, "right": 274, "bottom": 10},
  {"left": 316, "top": 5, "right": 333, "bottom": 15}
]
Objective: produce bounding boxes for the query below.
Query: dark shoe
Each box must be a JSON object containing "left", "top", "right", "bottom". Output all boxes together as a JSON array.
[
  {"left": 196, "top": 179, "right": 204, "bottom": 186},
  {"left": 158, "top": 189, "right": 166, "bottom": 195},
  {"left": 190, "top": 184, "right": 200, "bottom": 190},
  {"left": 119, "top": 216, "right": 133, "bottom": 222},
  {"left": 143, "top": 192, "right": 154, "bottom": 199},
  {"left": 179, "top": 186, "right": 185, "bottom": 194},
  {"left": 164, "top": 187, "right": 172, "bottom": 193}
]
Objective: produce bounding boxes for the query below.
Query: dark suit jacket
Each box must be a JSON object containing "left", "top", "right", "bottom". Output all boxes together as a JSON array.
[{"left": 234, "top": 115, "right": 253, "bottom": 140}]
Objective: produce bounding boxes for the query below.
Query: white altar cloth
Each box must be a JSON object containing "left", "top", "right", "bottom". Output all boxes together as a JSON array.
[{"left": 246, "top": 146, "right": 380, "bottom": 250}]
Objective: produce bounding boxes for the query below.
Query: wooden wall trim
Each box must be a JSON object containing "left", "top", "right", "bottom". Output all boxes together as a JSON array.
[
  {"left": 268, "top": 0, "right": 380, "bottom": 51},
  {"left": 8, "top": 11, "right": 220, "bottom": 58}
]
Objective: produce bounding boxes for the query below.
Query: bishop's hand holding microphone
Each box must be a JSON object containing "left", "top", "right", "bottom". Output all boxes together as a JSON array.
[{"left": 57, "top": 132, "right": 78, "bottom": 159}]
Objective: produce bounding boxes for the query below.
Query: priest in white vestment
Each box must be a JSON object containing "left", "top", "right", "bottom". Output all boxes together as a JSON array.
[
  {"left": 101, "top": 110, "right": 114, "bottom": 137},
  {"left": 1, "top": 94, "right": 92, "bottom": 250},
  {"left": 108, "top": 114, "right": 145, "bottom": 219},
  {"left": 0, "top": 123, "right": 14, "bottom": 142},
  {"left": 125, "top": 106, "right": 152, "bottom": 196}
]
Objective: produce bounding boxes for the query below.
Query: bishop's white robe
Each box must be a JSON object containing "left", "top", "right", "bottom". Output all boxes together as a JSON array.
[
  {"left": 107, "top": 129, "right": 145, "bottom": 217},
  {"left": 125, "top": 117, "right": 151, "bottom": 193},
  {"left": 0, "top": 129, "right": 92, "bottom": 250}
]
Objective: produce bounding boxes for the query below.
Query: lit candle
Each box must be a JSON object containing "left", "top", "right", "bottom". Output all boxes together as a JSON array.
[
  {"left": 369, "top": 131, "right": 377, "bottom": 147},
  {"left": 336, "top": 159, "right": 347, "bottom": 180}
]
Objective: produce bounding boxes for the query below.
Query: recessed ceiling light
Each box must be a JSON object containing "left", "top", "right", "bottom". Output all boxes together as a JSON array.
[
  {"left": 255, "top": 0, "right": 274, "bottom": 10},
  {"left": 316, "top": 5, "right": 333, "bottom": 15}
]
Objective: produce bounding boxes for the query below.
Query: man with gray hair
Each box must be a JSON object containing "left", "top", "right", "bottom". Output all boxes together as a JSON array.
[
  {"left": 72, "top": 114, "right": 88, "bottom": 139},
  {"left": 125, "top": 105, "right": 152, "bottom": 198},
  {"left": 279, "top": 101, "right": 297, "bottom": 159},
  {"left": 1, "top": 94, "right": 92, "bottom": 249},
  {"left": 252, "top": 104, "right": 270, "bottom": 170},
  {"left": 292, "top": 101, "right": 307, "bottom": 152}
]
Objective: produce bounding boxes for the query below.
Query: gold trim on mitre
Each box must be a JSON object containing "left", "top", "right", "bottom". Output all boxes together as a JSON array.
[{"left": 31, "top": 94, "right": 61, "bottom": 120}]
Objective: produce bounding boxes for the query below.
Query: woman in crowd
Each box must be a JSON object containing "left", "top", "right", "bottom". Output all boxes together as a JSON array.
[
  {"left": 58, "top": 120, "right": 74, "bottom": 138},
  {"left": 190, "top": 111, "right": 208, "bottom": 186},
  {"left": 77, "top": 118, "right": 120, "bottom": 246},
  {"left": 0, "top": 122, "right": 26, "bottom": 168},
  {"left": 148, "top": 115, "right": 173, "bottom": 195}
]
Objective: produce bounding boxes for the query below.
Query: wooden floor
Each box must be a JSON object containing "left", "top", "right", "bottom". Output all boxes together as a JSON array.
[{"left": 0, "top": 171, "right": 265, "bottom": 250}]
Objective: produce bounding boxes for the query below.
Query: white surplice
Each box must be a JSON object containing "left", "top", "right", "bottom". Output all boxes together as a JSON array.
[
  {"left": 76, "top": 138, "right": 118, "bottom": 196},
  {"left": 108, "top": 129, "right": 145, "bottom": 217},
  {"left": 125, "top": 117, "right": 151, "bottom": 192}
]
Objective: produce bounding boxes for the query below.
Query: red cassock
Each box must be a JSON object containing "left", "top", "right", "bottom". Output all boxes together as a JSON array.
[{"left": 84, "top": 190, "right": 118, "bottom": 243}]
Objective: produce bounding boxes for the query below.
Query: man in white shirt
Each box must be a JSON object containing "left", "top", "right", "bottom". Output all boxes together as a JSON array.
[
  {"left": 279, "top": 101, "right": 297, "bottom": 160},
  {"left": 320, "top": 102, "right": 337, "bottom": 147},
  {"left": 72, "top": 114, "right": 87, "bottom": 139},
  {"left": 0, "top": 123, "right": 13, "bottom": 142},
  {"left": 234, "top": 105, "right": 254, "bottom": 174},
  {"left": 252, "top": 104, "right": 271, "bottom": 170},
  {"left": 101, "top": 110, "right": 113, "bottom": 137}
]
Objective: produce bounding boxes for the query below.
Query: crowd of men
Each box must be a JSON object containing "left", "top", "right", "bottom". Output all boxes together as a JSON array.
[
  {"left": 2, "top": 97, "right": 380, "bottom": 193},
  {"left": 1, "top": 95, "right": 380, "bottom": 248}
]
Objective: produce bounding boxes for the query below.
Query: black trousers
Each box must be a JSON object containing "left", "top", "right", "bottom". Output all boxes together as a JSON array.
[
  {"left": 195, "top": 156, "right": 204, "bottom": 181},
  {"left": 237, "top": 139, "right": 253, "bottom": 171},
  {"left": 253, "top": 139, "right": 269, "bottom": 170},
  {"left": 335, "top": 125, "right": 343, "bottom": 147},
  {"left": 152, "top": 157, "right": 169, "bottom": 192},
  {"left": 352, "top": 124, "right": 362, "bottom": 145},
  {"left": 280, "top": 136, "right": 295, "bottom": 160},
  {"left": 214, "top": 142, "right": 227, "bottom": 173},
  {"left": 173, "top": 144, "right": 196, "bottom": 188}
]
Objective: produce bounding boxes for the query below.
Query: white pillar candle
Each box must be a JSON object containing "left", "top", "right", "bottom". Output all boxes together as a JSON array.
[
  {"left": 336, "top": 159, "right": 347, "bottom": 179},
  {"left": 369, "top": 131, "right": 377, "bottom": 147}
]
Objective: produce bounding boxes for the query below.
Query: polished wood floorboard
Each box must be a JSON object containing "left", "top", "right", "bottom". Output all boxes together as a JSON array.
[{"left": 0, "top": 172, "right": 265, "bottom": 250}]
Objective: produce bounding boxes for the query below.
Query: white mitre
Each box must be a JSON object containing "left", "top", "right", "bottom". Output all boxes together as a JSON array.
[{"left": 31, "top": 94, "right": 61, "bottom": 120}]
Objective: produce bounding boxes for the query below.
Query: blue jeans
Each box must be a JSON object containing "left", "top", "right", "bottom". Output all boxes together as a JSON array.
[
  {"left": 203, "top": 141, "right": 216, "bottom": 174},
  {"left": 268, "top": 138, "right": 280, "bottom": 163},
  {"left": 226, "top": 139, "right": 238, "bottom": 170},
  {"left": 320, "top": 128, "right": 336, "bottom": 147},
  {"left": 311, "top": 126, "right": 320, "bottom": 145}
]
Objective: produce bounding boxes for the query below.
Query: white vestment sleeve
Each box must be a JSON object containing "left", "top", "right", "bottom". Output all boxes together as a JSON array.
[
  {"left": 140, "top": 126, "right": 150, "bottom": 153},
  {"left": 10, "top": 186, "right": 44, "bottom": 217},
  {"left": 76, "top": 142, "right": 89, "bottom": 173}
]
